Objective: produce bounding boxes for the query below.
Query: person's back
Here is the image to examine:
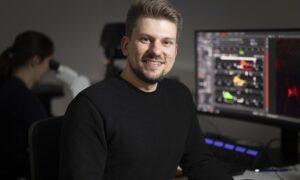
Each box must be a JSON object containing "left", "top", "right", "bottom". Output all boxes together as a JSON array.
[{"left": 0, "top": 31, "right": 54, "bottom": 179}]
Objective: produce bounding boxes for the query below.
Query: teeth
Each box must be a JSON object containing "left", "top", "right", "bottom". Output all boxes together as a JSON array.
[
  {"left": 148, "top": 61, "right": 161, "bottom": 65},
  {"left": 144, "top": 60, "right": 162, "bottom": 65}
]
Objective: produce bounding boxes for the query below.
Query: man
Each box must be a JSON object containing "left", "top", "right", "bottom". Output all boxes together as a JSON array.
[{"left": 59, "top": 0, "right": 233, "bottom": 179}]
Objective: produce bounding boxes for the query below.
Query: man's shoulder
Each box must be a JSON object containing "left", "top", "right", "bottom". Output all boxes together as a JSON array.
[
  {"left": 69, "top": 77, "right": 126, "bottom": 112},
  {"left": 161, "top": 78, "right": 190, "bottom": 92},
  {"left": 80, "top": 78, "right": 118, "bottom": 96}
]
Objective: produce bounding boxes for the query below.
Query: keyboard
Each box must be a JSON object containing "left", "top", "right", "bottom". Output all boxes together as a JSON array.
[{"left": 204, "top": 133, "right": 267, "bottom": 176}]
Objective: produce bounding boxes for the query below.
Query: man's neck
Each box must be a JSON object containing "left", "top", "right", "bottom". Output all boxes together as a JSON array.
[{"left": 120, "top": 69, "right": 158, "bottom": 93}]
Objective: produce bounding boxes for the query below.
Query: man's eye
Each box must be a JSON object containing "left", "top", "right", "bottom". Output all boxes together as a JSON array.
[
  {"left": 163, "top": 40, "right": 174, "bottom": 46},
  {"left": 140, "top": 37, "right": 150, "bottom": 43}
]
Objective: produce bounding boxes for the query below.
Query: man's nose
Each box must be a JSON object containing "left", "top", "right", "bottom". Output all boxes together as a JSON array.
[{"left": 149, "top": 40, "right": 162, "bottom": 56}]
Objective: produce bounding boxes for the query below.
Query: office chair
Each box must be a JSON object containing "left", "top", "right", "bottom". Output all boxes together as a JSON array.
[{"left": 28, "top": 116, "right": 63, "bottom": 180}]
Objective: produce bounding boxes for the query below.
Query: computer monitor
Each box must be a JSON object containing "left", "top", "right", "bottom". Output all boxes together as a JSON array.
[{"left": 195, "top": 29, "right": 300, "bottom": 163}]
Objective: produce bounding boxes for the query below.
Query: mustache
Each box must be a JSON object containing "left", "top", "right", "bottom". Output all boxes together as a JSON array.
[{"left": 142, "top": 52, "right": 163, "bottom": 61}]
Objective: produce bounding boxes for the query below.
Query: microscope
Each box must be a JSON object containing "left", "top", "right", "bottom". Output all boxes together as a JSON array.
[{"left": 49, "top": 60, "right": 91, "bottom": 98}]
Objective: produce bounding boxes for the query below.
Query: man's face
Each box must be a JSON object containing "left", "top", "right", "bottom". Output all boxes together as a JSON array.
[{"left": 121, "top": 17, "right": 178, "bottom": 84}]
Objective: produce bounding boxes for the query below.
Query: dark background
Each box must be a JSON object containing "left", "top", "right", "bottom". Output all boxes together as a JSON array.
[{"left": 1, "top": 0, "right": 300, "bottom": 148}]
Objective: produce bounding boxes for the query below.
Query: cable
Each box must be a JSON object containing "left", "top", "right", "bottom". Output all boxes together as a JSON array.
[
  {"left": 274, "top": 170, "right": 285, "bottom": 180},
  {"left": 251, "top": 138, "right": 281, "bottom": 170}
]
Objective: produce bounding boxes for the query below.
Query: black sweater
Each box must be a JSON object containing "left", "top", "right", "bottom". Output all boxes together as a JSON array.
[
  {"left": 59, "top": 77, "right": 233, "bottom": 180},
  {"left": 0, "top": 77, "right": 48, "bottom": 179}
]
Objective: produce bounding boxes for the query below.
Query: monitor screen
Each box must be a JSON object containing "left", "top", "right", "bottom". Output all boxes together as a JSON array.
[{"left": 195, "top": 29, "right": 300, "bottom": 127}]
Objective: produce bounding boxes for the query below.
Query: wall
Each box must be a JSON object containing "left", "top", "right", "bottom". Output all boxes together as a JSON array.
[{"left": 1, "top": 0, "right": 300, "bottom": 146}]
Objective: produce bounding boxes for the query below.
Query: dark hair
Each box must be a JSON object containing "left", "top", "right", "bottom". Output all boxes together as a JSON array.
[
  {"left": 125, "top": 0, "right": 183, "bottom": 40},
  {"left": 0, "top": 30, "right": 54, "bottom": 81}
]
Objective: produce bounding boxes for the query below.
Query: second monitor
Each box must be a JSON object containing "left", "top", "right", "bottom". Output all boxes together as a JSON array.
[{"left": 195, "top": 29, "right": 300, "bottom": 127}]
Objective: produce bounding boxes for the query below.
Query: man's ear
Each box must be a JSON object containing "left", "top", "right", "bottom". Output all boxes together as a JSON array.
[{"left": 121, "top": 36, "right": 129, "bottom": 57}]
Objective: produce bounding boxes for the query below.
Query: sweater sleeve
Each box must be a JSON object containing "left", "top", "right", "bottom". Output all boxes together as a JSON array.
[
  {"left": 180, "top": 111, "right": 234, "bottom": 180},
  {"left": 59, "top": 94, "right": 107, "bottom": 180}
]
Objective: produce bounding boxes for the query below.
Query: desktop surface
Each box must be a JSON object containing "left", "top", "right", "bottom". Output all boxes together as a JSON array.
[
  {"left": 174, "top": 164, "right": 300, "bottom": 180},
  {"left": 234, "top": 164, "right": 300, "bottom": 180}
]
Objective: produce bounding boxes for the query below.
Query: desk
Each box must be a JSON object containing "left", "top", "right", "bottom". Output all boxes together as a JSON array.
[
  {"left": 234, "top": 164, "right": 300, "bottom": 180},
  {"left": 173, "top": 164, "right": 300, "bottom": 180}
]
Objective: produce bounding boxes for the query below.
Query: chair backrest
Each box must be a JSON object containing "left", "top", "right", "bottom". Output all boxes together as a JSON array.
[{"left": 28, "top": 116, "right": 63, "bottom": 180}]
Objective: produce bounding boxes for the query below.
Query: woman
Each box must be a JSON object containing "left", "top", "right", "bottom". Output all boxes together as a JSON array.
[{"left": 0, "top": 30, "right": 54, "bottom": 179}]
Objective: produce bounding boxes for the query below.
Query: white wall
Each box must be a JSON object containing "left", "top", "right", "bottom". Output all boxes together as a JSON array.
[{"left": 1, "top": 0, "right": 300, "bottom": 146}]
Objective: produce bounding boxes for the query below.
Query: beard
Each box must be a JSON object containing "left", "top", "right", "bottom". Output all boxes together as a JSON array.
[{"left": 128, "top": 61, "right": 164, "bottom": 84}]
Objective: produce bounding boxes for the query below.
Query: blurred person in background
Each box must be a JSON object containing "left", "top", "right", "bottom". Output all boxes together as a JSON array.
[{"left": 0, "top": 30, "right": 54, "bottom": 180}]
